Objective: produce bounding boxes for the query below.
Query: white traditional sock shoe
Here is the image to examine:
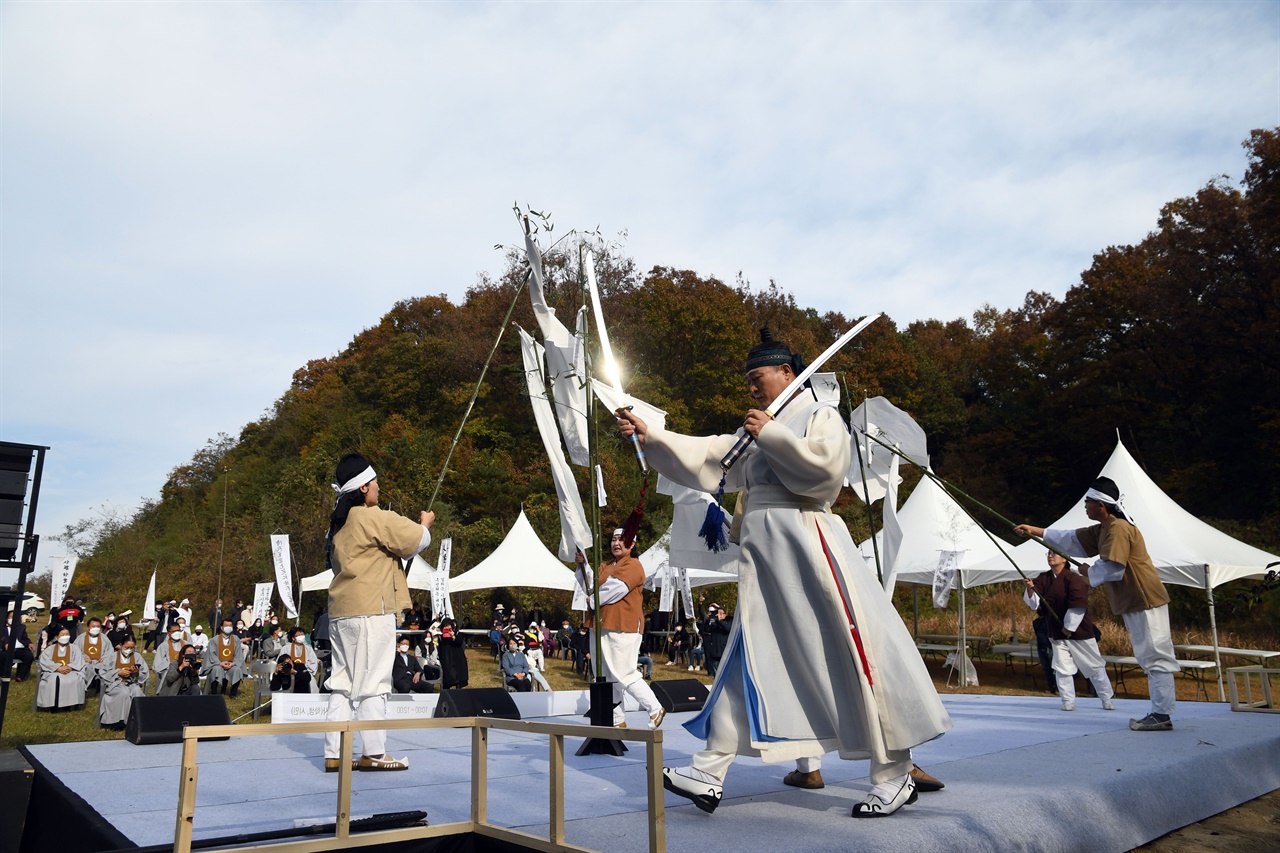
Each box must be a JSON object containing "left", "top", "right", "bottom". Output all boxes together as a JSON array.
[
  {"left": 1102, "top": 699, "right": 1116, "bottom": 711},
  {"left": 1062, "top": 700, "right": 1076, "bottom": 711},
  {"left": 662, "top": 767, "right": 722, "bottom": 813},
  {"left": 649, "top": 708, "right": 666, "bottom": 729},
  {"left": 851, "top": 774, "right": 917, "bottom": 818}
]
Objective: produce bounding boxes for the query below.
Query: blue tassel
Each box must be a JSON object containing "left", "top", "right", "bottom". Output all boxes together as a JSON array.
[{"left": 699, "top": 476, "right": 729, "bottom": 553}]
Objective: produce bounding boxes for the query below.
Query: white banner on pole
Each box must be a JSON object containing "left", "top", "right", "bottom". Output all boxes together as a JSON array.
[
  {"left": 679, "top": 567, "right": 694, "bottom": 618},
  {"left": 143, "top": 569, "right": 157, "bottom": 627},
  {"left": 50, "top": 556, "right": 78, "bottom": 610},
  {"left": 252, "top": 582, "right": 275, "bottom": 623},
  {"left": 595, "top": 465, "right": 607, "bottom": 508},
  {"left": 932, "top": 550, "right": 964, "bottom": 609},
  {"left": 270, "top": 535, "right": 298, "bottom": 619},
  {"left": 881, "top": 455, "right": 904, "bottom": 595},
  {"left": 430, "top": 538, "right": 455, "bottom": 620},
  {"left": 572, "top": 564, "right": 591, "bottom": 612},
  {"left": 659, "top": 563, "right": 675, "bottom": 613}
]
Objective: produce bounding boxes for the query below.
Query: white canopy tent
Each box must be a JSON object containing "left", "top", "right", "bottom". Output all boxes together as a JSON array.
[
  {"left": 962, "top": 438, "right": 1280, "bottom": 700},
  {"left": 859, "top": 471, "right": 1016, "bottom": 684},
  {"left": 449, "top": 510, "right": 578, "bottom": 593}
]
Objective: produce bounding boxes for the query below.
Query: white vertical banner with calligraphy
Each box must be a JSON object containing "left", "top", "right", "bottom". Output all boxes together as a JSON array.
[
  {"left": 659, "top": 563, "right": 676, "bottom": 613},
  {"left": 143, "top": 570, "right": 157, "bottom": 626},
  {"left": 270, "top": 535, "right": 298, "bottom": 619},
  {"left": 932, "top": 550, "right": 964, "bottom": 609},
  {"left": 679, "top": 567, "right": 695, "bottom": 618},
  {"left": 430, "top": 538, "right": 455, "bottom": 621},
  {"left": 252, "top": 582, "right": 275, "bottom": 624},
  {"left": 50, "top": 556, "right": 78, "bottom": 610}
]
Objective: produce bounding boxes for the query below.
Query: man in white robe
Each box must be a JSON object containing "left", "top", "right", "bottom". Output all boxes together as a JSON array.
[{"left": 618, "top": 327, "right": 951, "bottom": 817}]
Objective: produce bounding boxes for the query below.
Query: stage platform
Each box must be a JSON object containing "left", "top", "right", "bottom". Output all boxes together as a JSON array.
[{"left": 22, "top": 693, "right": 1280, "bottom": 853}]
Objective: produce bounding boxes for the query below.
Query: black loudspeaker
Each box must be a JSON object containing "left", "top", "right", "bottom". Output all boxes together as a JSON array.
[
  {"left": 0, "top": 750, "right": 32, "bottom": 853},
  {"left": 125, "top": 695, "right": 231, "bottom": 745},
  {"left": 651, "top": 679, "right": 709, "bottom": 713},
  {"left": 433, "top": 688, "right": 521, "bottom": 720}
]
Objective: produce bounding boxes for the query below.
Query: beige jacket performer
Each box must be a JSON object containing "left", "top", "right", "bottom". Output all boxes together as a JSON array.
[{"left": 328, "top": 505, "right": 424, "bottom": 619}]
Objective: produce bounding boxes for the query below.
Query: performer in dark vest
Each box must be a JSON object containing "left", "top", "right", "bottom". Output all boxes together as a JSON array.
[{"left": 1023, "top": 550, "right": 1116, "bottom": 711}]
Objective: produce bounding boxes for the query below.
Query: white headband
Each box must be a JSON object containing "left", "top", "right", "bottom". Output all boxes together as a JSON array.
[
  {"left": 1085, "top": 487, "right": 1119, "bottom": 506},
  {"left": 333, "top": 466, "right": 376, "bottom": 495}
]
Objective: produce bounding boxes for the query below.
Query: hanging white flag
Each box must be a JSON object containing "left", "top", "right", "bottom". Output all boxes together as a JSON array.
[
  {"left": 430, "top": 538, "right": 455, "bottom": 620},
  {"left": 596, "top": 465, "right": 608, "bottom": 508},
  {"left": 679, "top": 566, "right": 695, "bottom": 618},
  {"left": 143, "top": 569, "right": 157, "bottom": 627},
  {"left": 50, "top": 556, "right": 78, "bottom": 611},
  {"left": 270, "top": 535, "right": 298, "bottom": 619},
  {"left": 572, "top": 564, "right": 592, "bottom": 611},
  {"left": 880, "top": 455, "right": 904, "bottom": 595},
  {"left": 252, "top": 582, "right": 275, "bottom": 623},
  {"left": 659, "top": 562, "right": 675, "bottom": 613},
  {"left": 525, "top": 229, "right": 589, "bottom": 465},
  {"left": 933, "top": 550, "right": 964, "bottom": 609},
  {"left": 520, "top": 327, "right": 593, "bottom": 560}
]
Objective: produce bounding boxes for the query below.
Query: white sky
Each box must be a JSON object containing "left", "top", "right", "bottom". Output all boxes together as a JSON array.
[{"left": 2, "top": 0, "right": 1277, "bottom": 570}]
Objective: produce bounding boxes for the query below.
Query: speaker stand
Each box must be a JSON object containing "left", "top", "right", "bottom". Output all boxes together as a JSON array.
[{"left": 575, "top": 678, "right": 627, "bottom": 756}]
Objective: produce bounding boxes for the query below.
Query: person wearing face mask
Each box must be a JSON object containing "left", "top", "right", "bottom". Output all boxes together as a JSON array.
[
  {"left": 152, "top": 624, "right": 190, "bottom": 687},
  {"left": 436, "top": 618, "right": 468, "bottom": 690},
  {"left": 37, "top": 627, "right": 87, "bottom": 711},
  {"left": 271, "top": 627, "right": 317, "bottom": 693},
  {"left": 74, "top": 617, "right": 115, "bottom": 694},
  {"left": 519, "top": 638, "right": 551, "bottom": 692},
  {"left": 392, "top": 636, "right": 436, "bottom": 694},
  {"left": 107, "top": 616, "right": 135, "bottom": 648},
  {"left": 190, "top": 625, "right": 209, "bottom": 656},
  {"left": 98, "top": 637, "right": 148, "bottom": 728},
  {"left": 202, "top": 619, "right": 247, "bottom": 696},
  {"left": 262, "top": 623, "right": 286, "bottom": 662},
  {"left": 158, "top": 643, "right": 202, "bottom": 696}
]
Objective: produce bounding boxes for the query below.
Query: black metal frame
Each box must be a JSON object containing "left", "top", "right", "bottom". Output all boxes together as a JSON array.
[{"left": 0, "top": 441, "right": 49, "bottom": 737}]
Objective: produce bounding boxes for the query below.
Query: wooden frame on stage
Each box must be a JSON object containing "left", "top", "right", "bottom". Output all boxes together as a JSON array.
[
  {"left": 1228, "top": 665, "right": 1280, "bottom": 714},
  {"left": 174, "top": 717, "right": 667, "bottom": 853}
]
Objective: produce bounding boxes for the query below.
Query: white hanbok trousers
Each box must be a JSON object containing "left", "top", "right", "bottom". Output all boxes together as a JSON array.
[
  {"left": 325, "top": 613, "right": 395, "bottom": 758},
  {"left": 1123, "top": 604, "right": 1179, "bottom": 716},
  {"left": 590, "top": 629, "right": 661, "bottom": 725},
  {"left": 1050, "top": 637, "right": 1114, "bottom": 704}
]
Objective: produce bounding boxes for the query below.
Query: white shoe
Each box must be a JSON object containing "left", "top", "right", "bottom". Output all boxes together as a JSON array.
[
  {"left": 851, "top": 774, "right": 917, "bottom": 817},
  {"left": 649, "top": 708, "right": 666, "bottom": 729},
  {"left": 662, "top": 766, "right": 722, "bottom": 813},
  {"left": 1102, "top": 699, "right": 1116, "bottom": 711},
  {"left": 664, "top": 661, "right": 676, "bottom": 666},
  {"left": 688, "top": 665, "right": 695, "bottom": 671},
  {"left": 1062, "top": 701, "right": 1075, "bottom": 711}
]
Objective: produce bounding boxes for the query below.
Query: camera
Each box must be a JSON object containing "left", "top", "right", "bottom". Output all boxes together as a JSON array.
[
  {"left": 183, "top": 653, "right": 198, "bottom": 666},
  {"left": 279, "top": 659, "right": 293, "bottom": 673}
]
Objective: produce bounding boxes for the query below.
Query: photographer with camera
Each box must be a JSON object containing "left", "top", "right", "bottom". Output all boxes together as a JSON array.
[
  {"left": 700, "top": 604, "right": 731, "bottom": 678},
  {"left": 158, "top": 644, "right": 202, "bottom": 696},
  {"left": 437, "top": 617, "right": 468, "bottom": 689},
  {"left": 271, "top": 626, "right": 317, "bottom": 693}
]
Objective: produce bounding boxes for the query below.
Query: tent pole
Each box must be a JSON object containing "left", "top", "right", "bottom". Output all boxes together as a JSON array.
[
  {"left": 959, "top": 585, "right": 968, "bottom": 686},
  {"left": 912, "top": 586, "right": 919, "bottom": 639},
  {"left": 1206, "top": 570, "right": 1225, "bottom": 702}
]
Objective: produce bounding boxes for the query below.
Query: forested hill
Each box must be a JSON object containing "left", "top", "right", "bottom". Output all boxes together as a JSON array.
[{"left": 64, "top": 130, "right": 1279, "bottom": 617}]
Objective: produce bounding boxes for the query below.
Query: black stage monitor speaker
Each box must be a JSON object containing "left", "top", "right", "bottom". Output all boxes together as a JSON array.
[
  {"left": 434, "top": 687, "right": 521, "bottom": 720},
  {"left": 651, "top": 678, "right": 709, "bottom": 713},
  {"left": 125, "top": 695, "right": 231, "bottom": 745}
]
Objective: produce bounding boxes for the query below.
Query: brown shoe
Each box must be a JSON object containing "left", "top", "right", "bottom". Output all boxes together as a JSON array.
[
  {"left": 909, "top": 764, "right": 944, "bottom": 792},
  {"left": 358, "top": 754, "right": 409, "bottom": 771},
  {"left": 324, "top": 758, "right": 359, "bottom": 773},
  {"left": 782, "top": 769, "right": 825, "bottom": 789}
]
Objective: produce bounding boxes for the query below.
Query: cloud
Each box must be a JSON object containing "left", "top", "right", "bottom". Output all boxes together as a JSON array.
[{"left": 1, "top": 0, "right": 1275, "bottom": 542}]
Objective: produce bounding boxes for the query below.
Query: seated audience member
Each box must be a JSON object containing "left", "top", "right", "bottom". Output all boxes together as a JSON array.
[
  {"left": 74, "top": 617, "right": 114, "bottom": 694},
  {"left": 438, "top": 618, "right": 468, "bottom": 689},
  {"left": 234, "top": 619, "right": 250, "bottom": 642},
  {"left": 107, "top": 616, "right": 135, "bottom": 648},
  {"left": 570, "top": 625, "right": 591, "bottom": 675},
  {"left": 501, "top": 638, "right": 534, "bottom": 692},
  {"left": 98, "top": 636, "right": 148, "bottom": 729},
  {"left": 392, "top": 636, "right": 436, "bottom": 694},
  {"left": 202, "top": 619, "right": 248, "bottom": 696},
  {"left": 518, "top": 638, "right": 551, "bottom": 691},
  {"left": 190, "top": 625, "right": 209, "bottom": 656},
  {"left": 524, "top": 622, "right": 546, "bottom": 672},
  {"left": 689, "top": 632, "right": 705, "bottom": 672},
  {"left": 667, "top": 623, "right": 689, "bottom": 667},
  {"left": 37, "top": 626, "right": 87, "bottom": 711},
  {"left": 488, "top": 622, "right": 503, "bottom": 658},
  {"left": 152, "top": 624, "right": 188, "bottom": 687},
  {"left": 2, "top": 617, "right": 34, "bottom": 682},
  {"left": 158, "top": 644, "right": 202, "bottom": 696},
  {"left": 270, "top": 627, "right": 316, "bottom": 693},
  {"left": 638, "top": 650, "right": 654, "bottom": 680},
  {"left": 261, "top": 623, "right": 285, "bottom": 661},
  {"left": 557, "top": 620, "right": 574, "bottom": 659},
  {"left": 419, "top": 632, "right": 442, "bottom": 680}
]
